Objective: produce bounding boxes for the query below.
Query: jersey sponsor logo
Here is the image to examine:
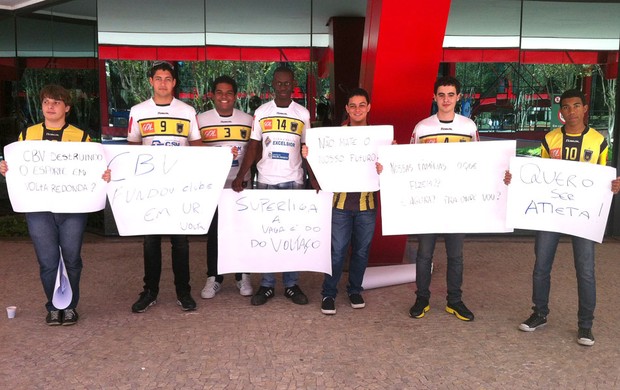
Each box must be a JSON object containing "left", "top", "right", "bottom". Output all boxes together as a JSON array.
[
  {"left": 421, "top": 138, "right": 437, "bottom": 143},
  {"left": 272, "top": 140, "right": 296, "bottom": 147},
  {"left": 202, "top": 128, "right": 218, "bottom": 140},
  {"left": 269, "top": 151, "right": 289, "bottom": 161},
  {"left": 263, "top": 119, "right": 273, "bottom": 130},
  {"left": 265, "top": 136, "right": 272, "bottom": 147},
  {"left": 550, "top": 148, "right": 561, "bottom": 159},
  {"left": 151, "top": 140, "right": 181, "bottom": 146},
  {"left": 141, "top": 121, "right": 155, "bottom": 134},
  {"left": 584, "top": 149, "right": 593, "bottom": 162}
]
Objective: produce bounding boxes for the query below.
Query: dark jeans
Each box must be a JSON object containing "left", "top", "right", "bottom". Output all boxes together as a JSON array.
[
  {"left": 415, "top": 233, "right": 465, "bottom": 304},
  {"left": 26, "top": 212, "right": 87, "bottom": 311},
  {"left": 143, "top": 235, "right": 191, "bottom": 296},
  {"left": 533, "top": 231, "right": 596, "bottom": 328},
  {"left": 207, "top": 208, "right": 241, "bottom": 283},
  {"left": 322, "top": 208, "right": 376, "bottom": 298}
]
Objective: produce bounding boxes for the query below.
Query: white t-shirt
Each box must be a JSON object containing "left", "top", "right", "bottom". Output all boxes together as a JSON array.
[
  {"left": 196, "top": 108, "right": 253, "bottom": 187},
  {"left": 410, "top": 114, "right": 479, "bottom": 144},
  {"left": 127, "top": 98, "right": 200, "bottom": 146},
  {"left": 251, "top": 100, "right": 311, "bottom": 185}
]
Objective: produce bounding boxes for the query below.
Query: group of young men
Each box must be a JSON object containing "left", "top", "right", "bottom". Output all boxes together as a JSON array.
[{"left": 3, "top": 61, "right": 619, "bottom": 348}]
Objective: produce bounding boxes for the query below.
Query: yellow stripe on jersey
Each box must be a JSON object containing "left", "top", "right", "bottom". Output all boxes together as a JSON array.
[
  {"left": 418, "top": 133, "right": 474, "bottom": 143},
  {"left": 259, "top": 116, "right": 304, "bottom": 136},
  {"left": 19, "top": 123, "right": 90, "bottom": 142},
  {"left": 137, "top": 117, "right": 191, "bottom": 137},
  {"left": 332, "top": 192, "right": 376, "bottom": 211},
  {"left": 541, "top": 127, "right": 608, "bottom": 165},
  {"left": 200, "top": 125, "right": 251, "bottom": 143}
]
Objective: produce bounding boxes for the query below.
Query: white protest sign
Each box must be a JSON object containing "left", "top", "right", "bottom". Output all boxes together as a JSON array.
[
  {"left": 305, "top": 125, "right": 393, "bottom": 192},
  {"left": 103, "top": 145, "right": 231, "bottom": 236},
  {"left": 217, "top": 189, "right": 333, "bottom": 274},
  {"left": 507, "top": 157, "right": 615, "bottom": 243},
  {"left": 3, "top": 141, "right": 107, "bottom": 212},
  {"left": 378, "top": 140, "right": 515, "bottom": 235}
]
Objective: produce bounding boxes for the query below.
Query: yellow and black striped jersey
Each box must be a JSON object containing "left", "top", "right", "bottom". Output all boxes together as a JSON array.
[
  {"left": 19, "top": 123, "right": 90, "bottom": 142},
  {"left": 541, "top": 126, "right": 608, "bottom": 165}
]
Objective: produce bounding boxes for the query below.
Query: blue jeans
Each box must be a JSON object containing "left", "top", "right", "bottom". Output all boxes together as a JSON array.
[
  {"left": 256, "top": 181, "right": 304, "bottom": 288},
  {"left": 322, "top": 208, "right": 376, "bottom": 298},
  {"left": 143, "top": 235, "right": 190, "bottom": 296},
  {"left": 415, "top": 233, "right": 465, "bottom": 303},
  {"left": 25, "top": 212, "right": 88, "bottom": 311},
  {"left": 533, "top": 231, "right": 596, "bottom": 328}
]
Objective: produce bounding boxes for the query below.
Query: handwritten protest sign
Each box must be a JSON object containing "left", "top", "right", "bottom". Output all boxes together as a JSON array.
[
  {"left": 3, "top": 141, "right": 107, "bottom": 212},
  {"left": 507, "top": 157, "right": 616, "bottom": 243},
  {"left": 217, "top": 189, "right": 333, "bottom": 274},
  {"left": 305, "top": 125, "right": 393, "bottom": 192},
  {"left": 103, "top": 145, "right": 231, "bottom": 236},
  {"left": 378, "top": 140, "right": 515, "bottom": 235}
]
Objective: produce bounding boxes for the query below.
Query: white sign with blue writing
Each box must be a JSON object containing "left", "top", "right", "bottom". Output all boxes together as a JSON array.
[
  {"left": 3, "top": 141, "right": 108, "bottom": 212},
  {"left": 217, "top": 189, "right": 333, "bottom": 274},
  {"left": 103, "top": 144, "right": 231, "bottom": 236},
  {"left": 305, "top": 125, "right": 393, "bottom": 192},
  {"left": 378, "top": 140, "right": 515, "bottom": 235},
  {"left": 507, "top": 157, "right": 616, "bottom": 243}
]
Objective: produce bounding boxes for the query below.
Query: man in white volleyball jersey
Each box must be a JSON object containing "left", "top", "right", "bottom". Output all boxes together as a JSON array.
[
  {"left": 197, "top": 75, "right": 254, "bottom": 299},
  {"left": 232, "top": 65, "right": 317, "bottom": 306}
]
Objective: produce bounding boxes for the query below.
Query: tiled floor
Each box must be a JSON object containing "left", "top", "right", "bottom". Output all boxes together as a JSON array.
[{"left": 2, "top": 234, "right": 620, "bottom": 389}]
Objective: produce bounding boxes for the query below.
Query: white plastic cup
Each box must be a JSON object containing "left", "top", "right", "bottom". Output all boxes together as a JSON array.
[{"left": 6, "top": 306, "right": 16, "bottom": 319}]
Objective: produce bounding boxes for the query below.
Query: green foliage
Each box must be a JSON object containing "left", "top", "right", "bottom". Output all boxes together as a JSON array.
[
  {"left": 516, "top": 146, "right": 541, "bottom": 157},
  {"left": 106, "top": 60, "right": 153, "bottom": 109},
  {"left": 0, "top": 215, "right": 29, "bottom": 237},
  {"left": 17, "top": 68, "right": 99, "bottom": 135}
]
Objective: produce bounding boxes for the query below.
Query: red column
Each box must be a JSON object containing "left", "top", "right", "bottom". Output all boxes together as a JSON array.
[{"left": 361, "top": 0, "right": 452, "bottom": 264}]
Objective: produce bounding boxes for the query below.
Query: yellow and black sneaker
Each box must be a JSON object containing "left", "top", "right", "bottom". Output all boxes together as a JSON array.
[
  {"left": 446, "top": 301, "right": 474, "bottom": 321},
  {"left": 409, "top": 297, "right": 430, "bottom": 319}
]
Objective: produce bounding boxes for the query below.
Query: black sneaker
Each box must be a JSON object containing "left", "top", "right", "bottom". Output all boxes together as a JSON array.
[
  {"left": 321, "top": 297, "right": 336, "bottom": 315},
  {"left": 445, "top": 301, "right": 474, "bottom": 321},
  {"left": 518, "top": 312, "right": 547, "bottom": 332},
  {"left": 577, "top": 327, "right": 595, "bottom": 346},
  {"left": 251, "top": 286, "right": 275, "bottom": 306},
  {"left": 284, "top": 285, "right": 309, "bottom": 305},
  {"left": 177, "top": 294, "right": 197, "bottom": 311},
  {"left": 46, "top": 310, "right": 62, "bottom": 326},
  {"left": 349, "top": 293, "right": 365, "bottom": 309},
  {"left": 131, "top": 290, "right": 157, "bottom": 313},
  {"left": 62, "top": 308, "right": 79, "bottom": 326},
  {"left": 409, "top": 297, "right": 430, "bottom": 319}
]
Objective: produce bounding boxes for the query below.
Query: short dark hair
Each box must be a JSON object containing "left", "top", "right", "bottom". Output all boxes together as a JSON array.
[
  {"left": 347, "top": 88, "right": 370, "bottom": 104},
  {"left": 148, "top": 61, "right": 176, "bottom": 80},
  {"left": 212, "top": 75, "right": 238, "bottom": 94},
  {"left": 40, "top": 84, "right": 71, "bottom": 105},
  {"left": 560, "top": 89, "right": 587, "bottom": 106},
  {"left": 434, "top": 76, "right": 461, "bottom": 94},
  {"left": 273, "top": 65, "right": 294, "bottom": 80}
]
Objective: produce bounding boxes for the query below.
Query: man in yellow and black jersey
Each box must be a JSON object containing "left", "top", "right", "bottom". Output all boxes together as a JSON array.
[
  {"left": 303, "top": 88, "right": 377, "bottom": 315},
  {"left": 126, "top": 61, "right": 201, "bottom": 314},
  {"left": 507, "top": 89, "right": 620, "bottom": 346},
  {"left": 0, "top": 84, "right": 111, "bottom": 326}
]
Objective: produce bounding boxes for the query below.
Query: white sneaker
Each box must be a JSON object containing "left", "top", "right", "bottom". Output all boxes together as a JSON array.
[
  {"left": 236, "top": 274, "right": 253, "bottom": 296},
  {"left": 201, "top": 276, "right": 221, "bottom": 299}
]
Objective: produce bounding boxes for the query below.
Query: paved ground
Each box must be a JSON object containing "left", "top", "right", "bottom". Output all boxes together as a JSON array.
[{"left": 2, "top": 234, "right": 620, "bottom": 389}]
